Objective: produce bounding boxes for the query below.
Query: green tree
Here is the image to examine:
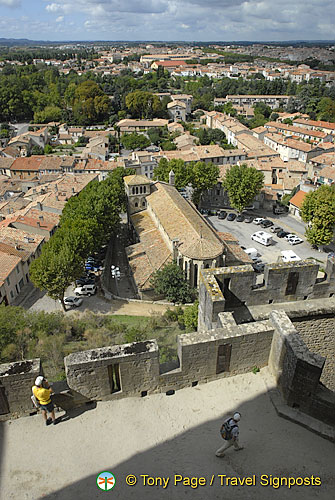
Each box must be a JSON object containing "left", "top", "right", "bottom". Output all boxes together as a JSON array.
[
  {"left": 191, "top": 161, "right": 220, "bottom": 205},
  {"left": 153, "top": 158, "right": 193, "bottom": 190},
  {"left": 121, "top": 133, "right": 150, "bottom": 150},
  {"left": 125, "top": 90, "right": 162, "bottom": 119},
  {"left": 29, "top": 242, "right": 83, "bottom": 311},
  {"left": 222, "top": 164, "right": 264, "bottom": 213},
  {"left": 300, "top": 185, "right": 335, "bottom": 246},
  {"left": 44, "top": 144, "right": 53, "bottom": 154},
  {"left": 183, "top": 300, "right": 199, "bottom": 329},
  {"left": 151, "top": 262, "right": 196, "bottom": 304}
]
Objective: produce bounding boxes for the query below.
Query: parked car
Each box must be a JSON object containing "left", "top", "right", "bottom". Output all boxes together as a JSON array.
[
  {"left": 253, "top": 218, "right": 265, "bottom": 225},
  {"left": 287, "top": 236, "right": 303, "bottom": 245},
  {"left": 218, "top": 210, "right": 227, "bottom": 219},
  {"left": 273, "top": 206, "right": 286, "bottom": 215},
  {"left": 244, "top": 215, "right": 253, "bottom": 223},
  {"left": 86, "top": 257, "right": 102, "bottom": 266},
  {"left": 260, "top": 220, "right": 274, "bottom": 228},
  {"left": 251, "top": 231, "right": 273, "bottom": 246},
  {"left": 74, "top": 284, "right": 97, "bottom": 296},
  {"left": 236, "top": 214, "right": 244, "bottom": 222},
  {"left": 270, "top": 226, "right": 282, "bottom": 233},
  {"left": 252, "top": 262, "right": 265, "bottom": 273},
  {"left": 244, "top": 247, "right": 259, "bottom": 261},
  {"left": 64, "top": 296, "right": 83, "bottom": 308},
  {"left": 277, "top": 230, "right": 289, "bottom": 238},
  {"left": 281, "top": 250, "right": 301, "bottom": 262},
  {"left": 284, "top": 233, "right": 296, "bottom": 241},
  {"left": 85, "top": 263, "right": 103, "bottom": 271},
  {"left": 227, "top": 213, "right": 236, "bottom": 221},
  {"left": 76, "top": 277, "right": 95, "bottom": 286}
]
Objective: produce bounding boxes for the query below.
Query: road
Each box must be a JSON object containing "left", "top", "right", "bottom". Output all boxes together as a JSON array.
[{"left": 207, "top": 211, "right": 331, "bottom": 266}]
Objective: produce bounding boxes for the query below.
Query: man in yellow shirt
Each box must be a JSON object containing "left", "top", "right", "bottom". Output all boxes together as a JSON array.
[{"left": 32, "top": 376, "right": 57, "bottom": 426}]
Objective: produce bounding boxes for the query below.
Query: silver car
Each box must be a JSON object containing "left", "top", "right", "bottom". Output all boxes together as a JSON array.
[{"left": 64, "top": 296, "right": 83, "bottom": 307}]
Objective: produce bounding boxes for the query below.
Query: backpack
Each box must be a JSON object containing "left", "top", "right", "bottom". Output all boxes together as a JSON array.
[{"left": 220, "top": 418, "right": 238, "bottom": 441}]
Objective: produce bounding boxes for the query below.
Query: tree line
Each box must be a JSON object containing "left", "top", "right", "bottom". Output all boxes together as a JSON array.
[{"left": 29, "top": 167, "right": 134, "bottom": 310}]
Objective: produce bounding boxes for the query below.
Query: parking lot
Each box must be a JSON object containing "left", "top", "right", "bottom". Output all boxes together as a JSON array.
[{"left": 207, "top": 210, "right": 331, "bottom": 267}]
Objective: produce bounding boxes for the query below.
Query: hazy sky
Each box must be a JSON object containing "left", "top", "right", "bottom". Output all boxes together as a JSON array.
[{"left": 0, "top": 0, "right": 334, "bottom": 42}]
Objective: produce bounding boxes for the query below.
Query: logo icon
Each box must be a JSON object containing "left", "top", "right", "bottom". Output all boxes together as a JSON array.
[{"left": 96, "top": 471, "right": 116, "bottom": 491}]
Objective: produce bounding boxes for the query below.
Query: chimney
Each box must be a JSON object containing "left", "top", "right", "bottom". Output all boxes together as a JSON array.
[
  {"left": 37, "top": 201, "right": 42, "bottom": 211},
  {"left": 55, "top": 195, "right": 59, "bottom": 201},
  {"left": 169, "top": 170, "right": 175, "bottom": 186},
  {"left": 72, "top": 187, "right": 75, "bottom": 193},
  {"left": 39, "top": 215, "right": 43, "bottom": 221},
  {"left": 37, "top": 221, "right": 40, "bottom": 227}
]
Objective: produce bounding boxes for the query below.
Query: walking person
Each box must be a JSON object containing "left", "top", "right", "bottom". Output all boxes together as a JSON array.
[
  {"left": 32, "top": 376, "right": 57, "bottom": 426},
  {"left": 216, "top": 412, "right": 243, "bottom": 457}
]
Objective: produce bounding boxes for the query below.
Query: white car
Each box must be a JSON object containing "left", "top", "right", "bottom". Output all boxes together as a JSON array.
[
  {"left": 287, "top": 236, "right": 303, "bottom": 245},
  {"left": 64, "top": 296, "right": 83, "bottom": 307},
  {"left": 284, "top": 233, "right": 296, "bottom": 241},
  {"left": 253, "top": 218, "right": 265, "bottom": 225}
]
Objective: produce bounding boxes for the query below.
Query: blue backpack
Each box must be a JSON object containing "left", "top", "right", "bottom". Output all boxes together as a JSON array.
[{"left": 220, "top": 418, "right": 238, "bottom": 440}]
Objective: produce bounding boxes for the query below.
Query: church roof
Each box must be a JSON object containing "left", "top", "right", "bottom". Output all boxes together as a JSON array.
[{"left": 124, "top": 175, "right": 152, "bottom": 186}]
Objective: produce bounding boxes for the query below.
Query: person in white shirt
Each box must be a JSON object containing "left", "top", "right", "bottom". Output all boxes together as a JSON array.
[{"left": 216, "top": 412, "right": 244, "bottom": 457}]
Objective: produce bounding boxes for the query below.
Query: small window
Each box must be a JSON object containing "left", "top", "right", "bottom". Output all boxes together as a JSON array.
[
  {"left": 6, "top": 277, "right": 10, "bottom": 286},
  {"left": 134, "top": 202, "right": 138, "bottom": 207},
  {"left": 10, "top": 290, "right": 14, "bottom": 298}
]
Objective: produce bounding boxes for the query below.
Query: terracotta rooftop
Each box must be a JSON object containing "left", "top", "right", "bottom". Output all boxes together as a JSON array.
[
  {"left": 147, "top": 182, "right": 224, "bottom": 260},
  {"left": 126, "top": 211, "right": 171, "bottom": 290},
  {"left": 124, "top": 175, "right": 152, "bottom": 186},
  {"left": 10, "top": 156, "right": 44, "bottom": 171},
  {"left": 0, "top": 226, "right": 44, "bottom": 252},
  {"left": 0, "top": 251, "right": 21, "bottom": 282},
  {"left": 289, "top": 190, "right": 307, "bottom": 209},
  {"left": 318, "top": 166, "right": 335, "bottom": 181}
]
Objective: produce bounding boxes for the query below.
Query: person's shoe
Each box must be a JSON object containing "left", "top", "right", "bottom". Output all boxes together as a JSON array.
[
  {"left": 46, "top": 418, "right": 52, "bottom": 426},
  {"left": 52, "top": 419, "right": 58, "bottom": 425},
  {"left": 216, "top": 453, "right": 225, "bottom": 457},
  {"left": 234, "top": 446, "right": 244, "bottom": 451}
]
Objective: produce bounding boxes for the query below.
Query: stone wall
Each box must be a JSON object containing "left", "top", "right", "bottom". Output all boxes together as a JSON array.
[
  {"left": 198, "top": 256, "right": 335, "bottom": 331},
  {"left": 269, "top": 311, "right": 334, "bottom": 426},
  {"left": 293, "top": 315, "right": 335, "bottom": 391},
  {"left": 0, "top": 359, "right": 41, "bottom": 418},
  {"left": 64, "top": 315, "right": 274, "bottom": 402}
]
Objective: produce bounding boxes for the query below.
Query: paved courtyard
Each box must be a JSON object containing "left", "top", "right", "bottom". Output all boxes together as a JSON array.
[{"left": 1, "top": 369, "right": 334, "bottom": 500}]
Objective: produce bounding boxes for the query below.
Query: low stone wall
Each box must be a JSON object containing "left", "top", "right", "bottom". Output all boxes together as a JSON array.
[
  {"left": 64, "top": 314, "right": 274, "bottom": 401},
  {"left": 0, "top": 359, "right": 41, "bottom": 418}
]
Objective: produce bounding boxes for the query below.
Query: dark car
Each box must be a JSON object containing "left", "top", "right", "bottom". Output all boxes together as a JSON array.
[
  {"left": 76, "top": 278, "right": 95, "bottom": 286},
  {"left": 270, "top": 226, "right": 282, "bottom": 233},
  {"left": 218, "top": 210, "right": 227, "bottom": 219},
  {"left": 277, "top": 230, "right": 289, "bottom": 238},
  {"left": 244, "top": 215, "right": 253, "bottom": 223},
  {"left": 227, "top": 213, "right": 236, "bottom": 221},
  {"left": 236, "top": 214, "right": 244, "bottom": 222},
  {"left": 252, "top": 262, "right": 265, "bottom": 273},
  {"left": 260, "top": 220, "right": 274, "bottom": 228}
]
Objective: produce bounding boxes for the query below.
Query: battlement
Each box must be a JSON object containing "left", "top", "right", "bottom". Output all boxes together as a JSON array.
[{"left": 198, "top": 257, "right": 335, "bottom": 331}]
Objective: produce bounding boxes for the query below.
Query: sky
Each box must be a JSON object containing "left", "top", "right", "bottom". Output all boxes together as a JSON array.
[{"left": 0, "top": 0, "right": 334, "bottom": 42}]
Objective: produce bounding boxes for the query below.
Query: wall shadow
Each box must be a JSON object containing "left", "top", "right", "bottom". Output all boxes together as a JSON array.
[{"left": 32, "top": 386, "right": 334, "bottom": 500}]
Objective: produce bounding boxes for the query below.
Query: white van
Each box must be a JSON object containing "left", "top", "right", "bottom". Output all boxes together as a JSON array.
[
  {"left": 244, "top": 247, "right": 259, "bottom": 260},
  {"left": 251, "top": 231, "right": 273, "bottom": 246},
  {"left": 280, "top": 250, "right": 301, "bottom": 263},
  {"left": 74, "top": 284, "right": 97, "bottom": 296}
]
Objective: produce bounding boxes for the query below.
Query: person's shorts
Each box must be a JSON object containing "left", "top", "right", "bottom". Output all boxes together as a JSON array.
[{"left": 40, "top": 401, "right": 54, "bottom": 413}]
